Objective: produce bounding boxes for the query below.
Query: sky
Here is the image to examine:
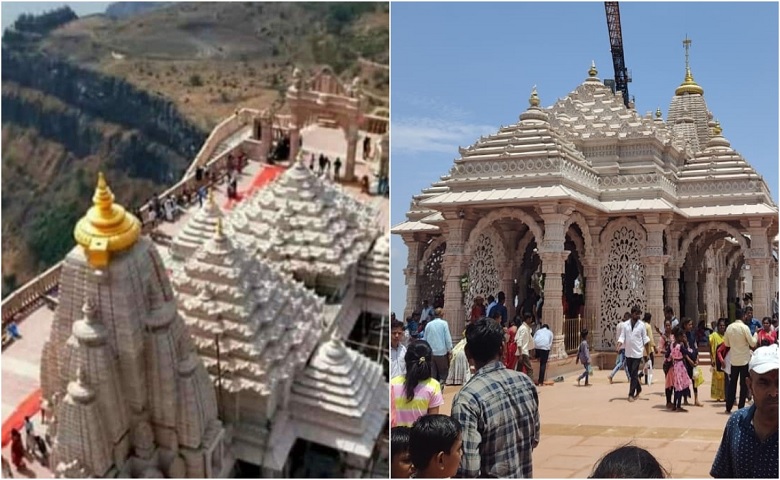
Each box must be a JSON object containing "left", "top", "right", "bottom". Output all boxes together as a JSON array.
[
  {"left": 390, "top": 1, "right": 780, "bottom": 318},
  {"left": 1, "top": 1, "right": 111, "bottom": 31}
]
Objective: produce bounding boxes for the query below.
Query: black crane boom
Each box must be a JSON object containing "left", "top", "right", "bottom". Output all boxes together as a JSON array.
[{"left": 604, "top": 2, "right": 631, "bottom": 107}]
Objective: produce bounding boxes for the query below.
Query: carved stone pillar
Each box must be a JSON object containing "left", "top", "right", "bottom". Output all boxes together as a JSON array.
[
  {"left": 664, "top": 265, "right": 681, "bottom": 317},
  {"left": 582, "top": 257, "right": 602, "bottom": 348},
  {"left": 344, "top": 126, "right": 359, "bottom": 183},
  {"left": 259, "top": 115, "right": 273, "bottom": 162},
  {"left": 746, "top": 224, "right": 772, "bottom": 318},
  {"left": 540, "top": 251, "right": 569, "bottom": 359},
  {"left": 401, "top": 235, "right": 425, "bottom": 320},
  {"left": 539, "top": 208, "right": 569, "bottom": 359},
  {"left": 443, "top": 219, "right": 475, "bottom": 342},
  {"left": 289, "top": 125, "right": 300, "bottom": 162},
  {"left": 642, "top": 222, "right": 669, "bottom": 333},
  {"left": 684, "top": 266, "right": 699, "bottom": 321},
  {"left": 500, "top": 227, "right": 520, "bottom": 322}
]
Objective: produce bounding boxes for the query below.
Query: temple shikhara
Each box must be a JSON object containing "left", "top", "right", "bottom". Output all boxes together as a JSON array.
[
  {"left": 3, "top": 66, "right": 389, "bottom": 478},
  {"left": 393, "top": 47, "right": 778, "bottom": 356}
]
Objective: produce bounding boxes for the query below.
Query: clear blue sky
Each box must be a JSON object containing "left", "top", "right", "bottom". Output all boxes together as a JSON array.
[
  {"left": 1, "top": 1, "right": 111, "bottom": 31},
  {"left": 390, "top": 1, "right": 779, "bottom": 318}
]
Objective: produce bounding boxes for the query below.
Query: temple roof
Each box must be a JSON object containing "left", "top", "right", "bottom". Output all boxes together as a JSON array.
[
  {"left": 230, "top": 160, "right": 378, "bottom": 285},
  {"left": 172, "top": 221, "right": 325, "bottom": 396},
  {"left": 290, "top": 339, "right": 387, "bottom": 457},
  {"left": 395, "top": 60, "right": 777, "bottom": 232},
  {"left": 169, "top": 189, "right": 225, "bottom": 264},
  {"left": 357, "top": 235, "right": 390, "bottom": 287}
]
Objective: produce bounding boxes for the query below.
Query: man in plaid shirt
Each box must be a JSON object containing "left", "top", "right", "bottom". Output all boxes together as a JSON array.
[{"left": 451, "top": 317, "right": 540, "bottom": 478}]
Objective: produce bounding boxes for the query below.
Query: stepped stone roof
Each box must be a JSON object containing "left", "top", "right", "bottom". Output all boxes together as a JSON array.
[
  {"left": 290, "top": 339, "right": 387, "bottom": 457},
  {"left": 392, "top": 62, "right": 777, "bottom": 235},
  {"left": 230, "top": 160, "right": 378, "bottom": 287},
  {"left": 357, "top": 235, "right": 390, "bottom": 287},
  {"left": 172, "top": 221, "right": 325, "bottom": 396},
  {"left": 169, "top": 190, "right": 224, "bottom": 263}
]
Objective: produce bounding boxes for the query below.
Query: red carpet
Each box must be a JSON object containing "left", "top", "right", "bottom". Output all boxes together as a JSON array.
[
  {"left": 223, "top": 165, "right": 285, "bottom": 211},
  {"left": 2, "top": 389, "right": 41, "bottom": 447}
]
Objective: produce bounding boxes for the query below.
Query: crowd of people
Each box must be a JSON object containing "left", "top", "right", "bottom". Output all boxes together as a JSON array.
[
  {"left": 3, "top": 415, "right": 48, "bottom": 476},
  {"left": 390, "top": 295, "right": 779, "bottom": 478}
]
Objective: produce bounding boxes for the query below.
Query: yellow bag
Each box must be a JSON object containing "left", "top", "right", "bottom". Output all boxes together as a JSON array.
[{"left": 693, "top": 366, "right": 705, "bottom": 388}]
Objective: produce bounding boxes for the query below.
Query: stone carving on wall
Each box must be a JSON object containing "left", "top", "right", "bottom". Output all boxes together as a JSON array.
[
  {"left": 420, "top": 242, "right": 446, "bottom": 309},
  {"left": 466, "top": 233, "right": 501, "bottom": 311},
  {"left": 600, "top": 225, "right": 646, "bottom": 348}
]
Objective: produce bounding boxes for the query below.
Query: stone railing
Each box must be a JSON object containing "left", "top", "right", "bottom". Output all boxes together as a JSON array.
[
  {"left": 185, "top": 108, "right": 258, "bottom": 178},
  {"left": 2, "top": 262, "right": 63, "bottom": 326}
]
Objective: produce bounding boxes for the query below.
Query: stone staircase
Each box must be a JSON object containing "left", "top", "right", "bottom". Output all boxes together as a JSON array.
[{"left": 207, "top": 125, "right": 253, "bottom": 163}]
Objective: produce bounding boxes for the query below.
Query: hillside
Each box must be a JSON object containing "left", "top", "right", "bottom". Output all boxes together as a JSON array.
[{"left": 1, "top": 3, "right": 389, "bottom": 298}]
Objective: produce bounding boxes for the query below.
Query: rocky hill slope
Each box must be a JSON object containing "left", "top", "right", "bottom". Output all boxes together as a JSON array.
[{"left": 1, "top": 2, "right": 389, "bottom": 297}]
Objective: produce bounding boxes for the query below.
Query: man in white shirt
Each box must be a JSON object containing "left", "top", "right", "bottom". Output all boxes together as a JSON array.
[
  {"left": 390, "top": 320, "right": 407, "bottom": 379},
  {"left": 533, "top": 323, "right": 554, "bottom": 386},
  {"left": 617, "top": 305, "right": 650, "bottom": 402},
  {"left": 723, "top": 308, "right": 758, "bottom": 413},
  {"left": 515, "top": 313, "right": 536, "bottom": 380},
  {"left": 419, "top": 300, "right": 434, "bottom": 323}
]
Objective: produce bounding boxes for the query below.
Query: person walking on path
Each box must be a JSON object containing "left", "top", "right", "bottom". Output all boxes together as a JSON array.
[
  {"left": 667, "top": 327, "right": 693, "bottom": 412},
  {"left": 608, "top": 312, "right": 631, "bottom": 383},
  {"left": 617, "top": 305, "right": 650, "bottom": 402},
  {"left": 723, "top": 308, "right": 757, "bottom": 413},
  {"left": 682, "top": 318, "right": 704, "bottom": 407},
  {"left": 334, "top": 157, "right": 342, "bottom": 181},
  {"left": 576, "top": 329, "right": 592, "bottom": 386},
  {"left": 390, "top": 340, "right": 444, "bottom": 427},
  {"left": 710, "top": 344, "right": 778, "bottom": 478},
  {"left": 390, "top": 320, "right": 407, "bottom": 380},
  {"left": 709, "top": 318, "right": 728, "bottom": 402},
  {"left": 451, "top": 318, "right": 540, "bottom": 478},
  {"left": 642, "top": 313, "right": 656, "bottom": 385},
  {"left": 657, "top": 318, "right": 675, "bottom": 409},
  {"left": 533, "top": 324, "right": 553, "bottom": 386},
  {"left": 514, "top": 313, "right": 536, "bottom": 379},
  {"left": 503, "top": 317, "right": 519, "bottom": 371},
  {"left": 23, "top": 416, "right": 35, "bottom": 455},
  {"left": 424, "top": 308, "right": 453, "bottom": 386}
]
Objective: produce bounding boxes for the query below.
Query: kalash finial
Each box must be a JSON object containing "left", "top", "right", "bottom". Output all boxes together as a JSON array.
[
  {"left": 529, "top": 86, "right": 540, "bottom": 108},
  {"left": 74, "top": 172, "right": 141, "bottom": 268},
  {"left": 675, "top": 35, "right": 704, "bottom": 96},
  {"left": 588, "top": 60, "right": 598, "bottom": 77},
  {"left": 713, "top": 120, "right": 722, "bottom": 136},
  {"left": 655, "top": 107, "right": 662, "bottom": 119},
  {"left": 215, "top": 217, "right": 223, "bottom": 238}
]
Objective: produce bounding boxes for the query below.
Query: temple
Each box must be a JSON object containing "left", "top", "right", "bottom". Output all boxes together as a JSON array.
[
  {"left": 393, "top": 46, "right": 778, "bottom": 356},
  {"left": 25, "top": 68, "right": 389, "bottom": 478}
]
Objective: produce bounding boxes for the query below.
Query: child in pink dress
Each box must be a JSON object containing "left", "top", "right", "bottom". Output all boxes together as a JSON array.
[{"left": 669, "top": 328, "right": 693, "bottom": 412}]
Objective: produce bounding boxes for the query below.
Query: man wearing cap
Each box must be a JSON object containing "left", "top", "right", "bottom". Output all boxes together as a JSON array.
[{"left": 710, "top": 344, "right": 778, "bottom": 478}]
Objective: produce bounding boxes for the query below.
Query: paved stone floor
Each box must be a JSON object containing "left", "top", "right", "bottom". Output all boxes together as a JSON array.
[{"left": 441, "top": 365, "right": 731, "bottom": 478}]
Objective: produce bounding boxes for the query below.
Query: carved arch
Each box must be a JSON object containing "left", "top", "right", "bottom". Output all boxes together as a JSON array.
[
  {"left": 678, "top": 222, "right": 749, "bottom": 266},
  {"left": 419, "top": 236, "right": 447, "bottom": 270},
  {"left": 466, "top": 208, "right": 543, "bottom": 257},
  {"left": 599, "top": 217, "right": 647, "bottom": 256},
  {"left": 566, "top": 227, "right": 585, "bottom": 261},
  {"left": 564, "top": 212, "right": 594, "bottom": 255}
]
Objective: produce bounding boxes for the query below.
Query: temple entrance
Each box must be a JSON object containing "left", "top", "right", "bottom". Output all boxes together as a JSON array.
[
  {"left": 287, "top": 440, "right": 344, "bottom": 478},
  {"left": 286, "top": 67, "right": 364, "bottom": 182}
]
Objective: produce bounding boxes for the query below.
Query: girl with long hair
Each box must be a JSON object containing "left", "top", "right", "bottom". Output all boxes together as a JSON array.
[{"left": 390, "top": 340, "right": 444, "bottom": 427}]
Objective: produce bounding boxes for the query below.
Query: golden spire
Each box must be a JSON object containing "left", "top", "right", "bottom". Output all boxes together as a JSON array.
[
  {"left": 675, "top": 36, "right": 704, "bottom": 95},
  {"left": 588, "top": 60, "right": 598, "bottom": 77},
  {"left": 655, "top": 107, "right": 663, "bottom": 119},
  {"left": 529, "top": 86, "right": 540, "bottom": 107},
  {"left": 207, "top": 187, "right": 215, "bottom": 205},
  {"left": 73, "top": 172, "right": 141, "bottom": 267},
  {"left": 713, "top": 120, "right": 722, "bottom": 136},
  {"left": 215, "top": 217, "right": 223, "bottom": 238}
]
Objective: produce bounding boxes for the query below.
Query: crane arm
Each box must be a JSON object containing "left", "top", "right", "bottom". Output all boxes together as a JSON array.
[{"left": 604, "top": 2, "right": 630, "bottom": 107}]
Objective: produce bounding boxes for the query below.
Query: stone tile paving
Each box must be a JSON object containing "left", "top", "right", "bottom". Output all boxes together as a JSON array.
[{"left": 441, "top": 365, "right": 731, "bottom": 478}]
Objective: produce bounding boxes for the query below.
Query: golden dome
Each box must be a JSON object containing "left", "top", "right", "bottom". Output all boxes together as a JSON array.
[
  {"left": 588, "top": 61, "right": 598, "bottom": 77},
  {"left": 73, "top": 172, "right": 141, "bottom": 267},
  {"left": 675, "top": 67, "right": 704, "bottom": 96},
  {"left": 529, "top": 86, "right": 540, "bottom": 107}
]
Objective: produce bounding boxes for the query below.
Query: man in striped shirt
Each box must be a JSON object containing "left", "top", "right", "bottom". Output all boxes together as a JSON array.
[{"left": 451, "top": 318, "right": 540, "bottom": 478}]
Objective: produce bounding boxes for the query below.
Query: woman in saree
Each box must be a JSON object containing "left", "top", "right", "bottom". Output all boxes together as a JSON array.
[{"left": 708, "top": 318, "right": 727, "bottom": 402}]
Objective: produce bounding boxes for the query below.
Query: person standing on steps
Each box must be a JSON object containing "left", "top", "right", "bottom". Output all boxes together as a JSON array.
[{"left": 617, "top": 305, "right": 650, "bottom": 402}]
